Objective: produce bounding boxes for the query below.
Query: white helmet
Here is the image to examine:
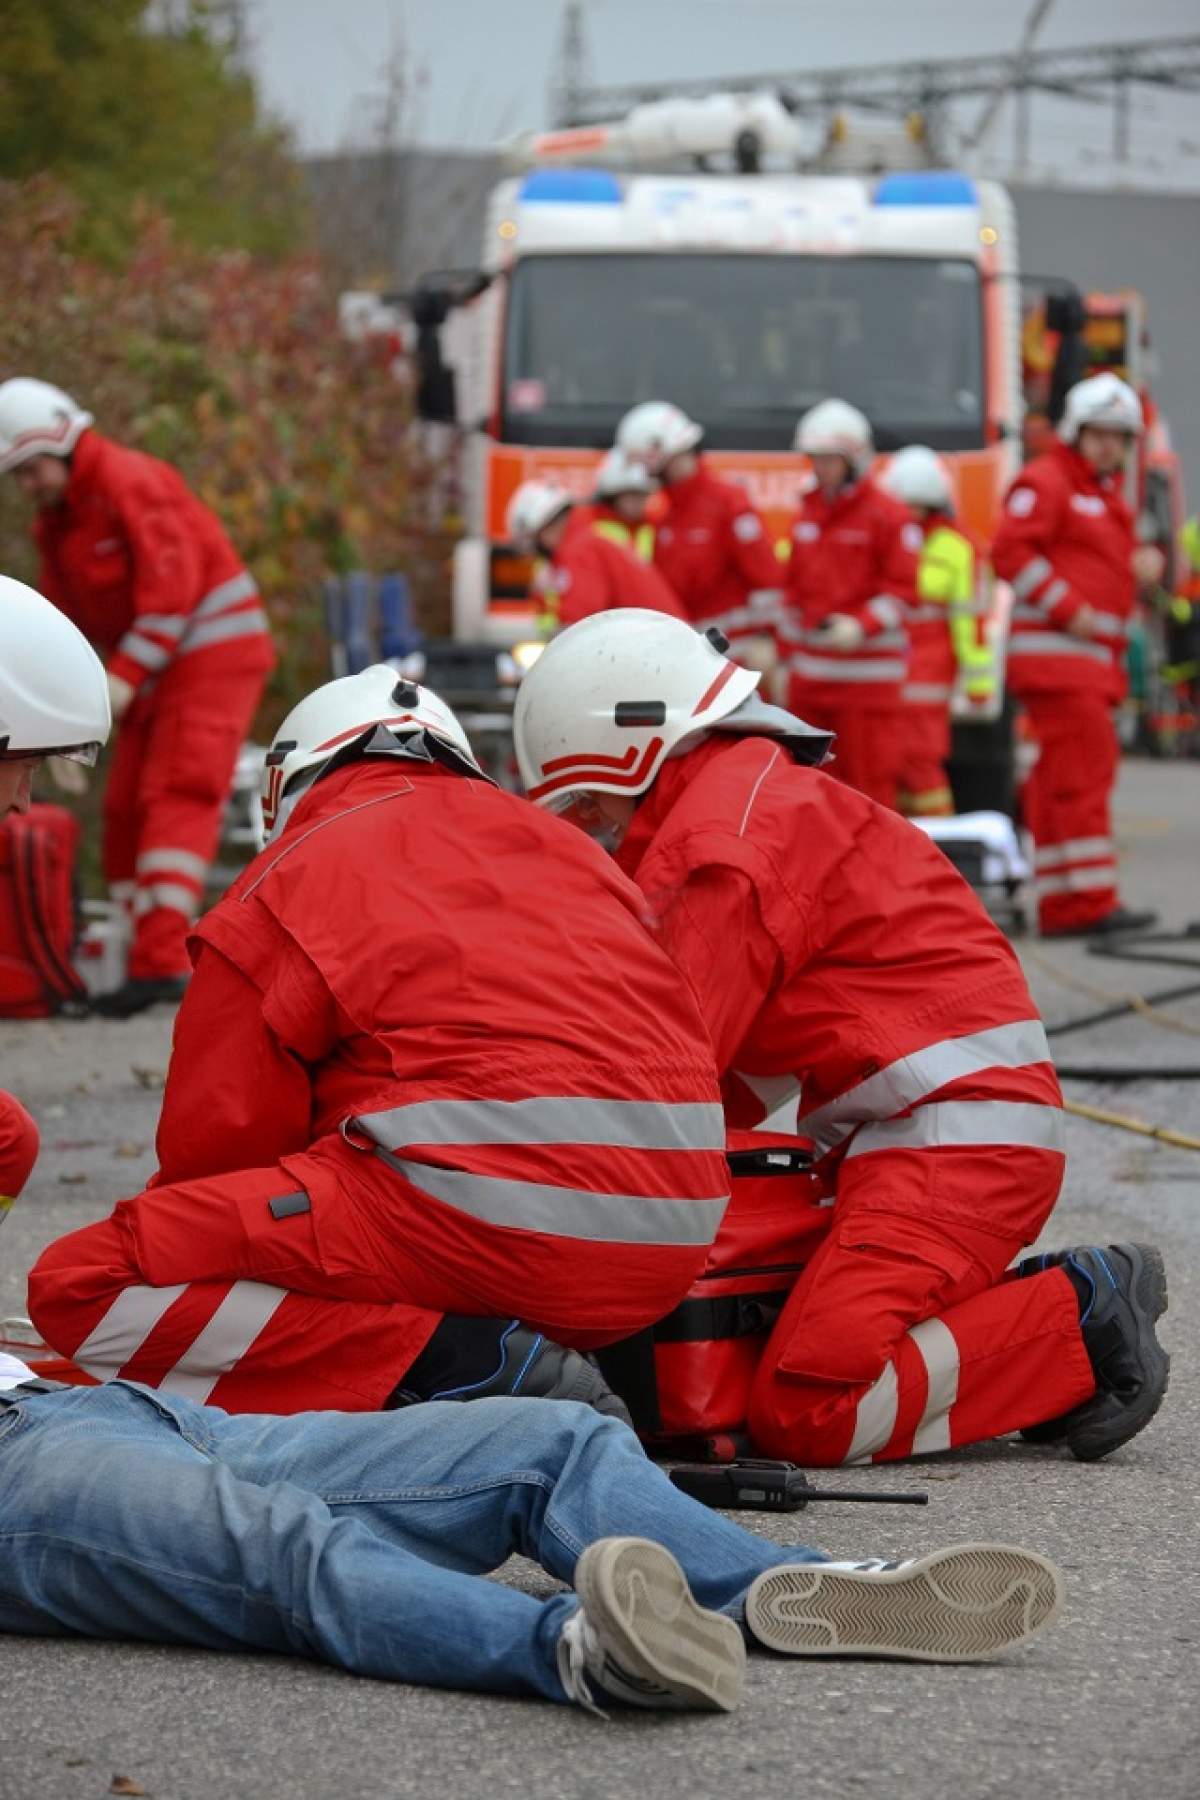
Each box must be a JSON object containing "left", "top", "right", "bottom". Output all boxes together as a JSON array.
[
  {"left": 513, "top": 609, "right": 759, "bottom": 809},
  {"left": 1059, "top": 373, "right": 1143, "bottom": 444},
  {"left": 0, "top": 575, "right": 110, "bottom": 763},
  {"left": 615, "top": 401, "right": 703, "bottom": 476},
  {"left": 506, "top": 480, "right": 574, "bottom": 546},
  {"left": 794, "top": 399, "right": 874, "bottom": 475},
  {"left": 0, "top": 379, "right": 94, "bottom": 474},
  {"left": 593, "top": 447, "right": 656, "bottom": 500},
  {"left": 260, "top": 665, "right": 479, "bottom": 844},
  {"left": 881, "top": 445, "right": 954, "bottom": 512}
]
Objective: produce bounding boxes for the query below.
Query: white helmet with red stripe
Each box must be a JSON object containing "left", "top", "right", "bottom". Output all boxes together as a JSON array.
[
  {"left": 513, "top": 609, "right": 759, "bottom": 809},
  {"left": 0, "top": 378, "right": 94, "bottom": 473},
  {"left": 259, "top": 664, "right": 478, "bottom": 844},
  {"left": 615, "top": 401, "right": 703, "bottom": 475},
  {"left": 1058, "top": 372, "right": 1143, "bottom": 443},
  {"left": 794, "top": 398, "right": 873, "bottom": 475},
  {"left": 593, "top": 446, "right": 657, "bottom": 500},
  {"left": 506, "top": 480, "right": 574, "bottom": 546},
  {"left": 880, "top": 444, "right": 953, "bottom": 512}
]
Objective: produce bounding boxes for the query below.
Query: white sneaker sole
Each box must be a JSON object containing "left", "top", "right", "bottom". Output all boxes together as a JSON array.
[
  {"left": 746, "top": 1543, "right": 1064, "bottom": 1663},
  {"left": 574, "top": 1537, "right": 746, "bottom": 1712}
]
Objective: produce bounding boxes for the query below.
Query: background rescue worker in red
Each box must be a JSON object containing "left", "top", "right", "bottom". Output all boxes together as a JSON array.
[
  {"left": 508, "top": 477, "right": 684, "bottom": 635},
  {"left": 0, "top": 574, "right": 111, "bottom": 1223},
  {"left": 992, "top": 374, "right": 1159, "bottom": 937},
  {"left": 589, "top": 447, "right": 659, "bottom": 561},
  {"left": 0, "top": 377, "right": 276, "bottom": 1016},
  {"left": 27, "top": 665, "right": 730, "bottom": 1415},
  {"left": 782, "top": 400, "right": 921, "bottom": 810},
  {"left": 615, "top": 400, "right": 783, "bottom": 664},
  {"left": 514, "top": 610, "right": 1170, "bottom": 1468},
  {"left": 881, "top": 445, "right": 997, "bottom": 818}
]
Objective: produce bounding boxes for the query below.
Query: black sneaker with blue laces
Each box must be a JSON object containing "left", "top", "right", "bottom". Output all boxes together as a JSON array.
[
  {"left": 387, "top": 1315, "right": 633, "bottom": 1424},
  {"left": 1015, "top": 1243, "right": 1169, "bottom": 1459}
]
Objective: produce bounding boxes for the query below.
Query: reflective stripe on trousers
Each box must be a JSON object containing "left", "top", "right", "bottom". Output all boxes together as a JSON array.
[{"left": 844, "top": 1317, "right": 961, "bottom": 1462}]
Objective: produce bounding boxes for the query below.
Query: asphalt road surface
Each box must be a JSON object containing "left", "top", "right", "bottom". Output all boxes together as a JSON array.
[{"left": 2, "top": 757, "right": 1197, "bottom": 1800}]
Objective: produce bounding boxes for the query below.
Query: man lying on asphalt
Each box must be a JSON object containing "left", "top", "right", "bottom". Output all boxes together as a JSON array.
[{"left": 0, "top": 1356, "right": 1065, "bottom": 1713}]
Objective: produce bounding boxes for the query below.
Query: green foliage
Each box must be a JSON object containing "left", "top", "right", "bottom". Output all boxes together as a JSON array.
[
  {"left": 0, "top": 0, "right": 308, "bottom": 257},
  {"left": 0, "top": 182, "right": 457, "bottom": 732}
]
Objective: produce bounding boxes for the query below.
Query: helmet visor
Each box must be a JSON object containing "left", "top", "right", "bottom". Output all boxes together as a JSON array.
[{"left": 0, "top": 739, "right": 102, "bottom": 766}]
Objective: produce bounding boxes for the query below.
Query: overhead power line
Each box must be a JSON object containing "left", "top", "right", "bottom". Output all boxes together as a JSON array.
[{"left": 557, "top": 32, "right": 1200, "bottom": 170}]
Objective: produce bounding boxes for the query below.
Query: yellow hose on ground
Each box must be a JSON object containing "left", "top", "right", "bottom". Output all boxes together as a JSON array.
[{"left": 1063, "top": 1097, "right": 1200, "bottom": 1153}]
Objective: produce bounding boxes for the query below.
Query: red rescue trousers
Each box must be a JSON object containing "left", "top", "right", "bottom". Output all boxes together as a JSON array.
[
  {"left": 0, "top": 1091, "right": 39, "bottom": 1208},
  {"left": 786, "top": 681, "right": 903, "bottom": 810},
  {"left": 747, "top": 1142, "right": 1094, "bottom": 1464},
  {"left": 104, "top": 660, "right": 269, "bottom": 980},
  {"left": 1020, "top": 691, "right": 1120, "bottom": 933},
  {"left": 28, "top": 1128, "right": 719, "bottom": 1414},
  {"left": 897, "top": 701, "right": 954, "bottom": 818}
]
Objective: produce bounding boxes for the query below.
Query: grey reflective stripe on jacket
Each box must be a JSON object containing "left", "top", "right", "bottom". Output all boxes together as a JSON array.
[
  {"left": 1006, "top": 633, "right": 1113, "bottom": 665},
  {"left": 788, "top": 653, "right": 907, "bottom": 683},
  {"left": 798, "top": 1018, "right": 1053, "bottom": 1155},
  {"left": 357, "top": 1093, "right": 730, "bottom": 1246},
  {"left": 843, "top": 1099, "right": 1065, "bottom": 1161},
  {"left": 355, "top": 1094, "right": 726, "bottom": 1154},
  {"left": 376, "top": 1151, "right": 729, "bottom": 1246}
]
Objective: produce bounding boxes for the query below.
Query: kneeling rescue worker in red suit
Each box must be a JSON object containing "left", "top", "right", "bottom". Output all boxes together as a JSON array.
[
  {"left": 0, "top": 377, "right": 276, "bottom": 1017},
  {"left": 514, "top": 610, "right": 1170, "bottom": 1465},
  {"left": 0, "top": 575, "right": 112, "bottom": 1224},
  {"left": 781, "top": 400, "right": 922, "bottom": 809},
  {"left": 992, "top": 373, "right": 1159, "bottom": 937},
  {"left": 28, "top": 665, "right": 730, "bottom": 1415}
]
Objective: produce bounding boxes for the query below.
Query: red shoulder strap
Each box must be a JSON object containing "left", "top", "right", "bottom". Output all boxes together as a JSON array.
[{"left": 4, "top": 814, "right": 86, "bottom": 1009}]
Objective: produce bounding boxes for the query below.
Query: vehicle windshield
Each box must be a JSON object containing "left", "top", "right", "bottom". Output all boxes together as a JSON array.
[{"left": 502, "top": 252, "right": 985, "bottom": 452}]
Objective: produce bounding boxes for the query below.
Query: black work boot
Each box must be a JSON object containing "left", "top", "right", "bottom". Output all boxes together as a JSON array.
[
  {"left": 388, "top": 1316, "right": 633, "bottom": 1426},
  {"left": 93, "top": 975, "right": 189, "bottom": 1018},
  {"left": 1015, "top": 1244, "right": 1169, "bottom": 1458}
]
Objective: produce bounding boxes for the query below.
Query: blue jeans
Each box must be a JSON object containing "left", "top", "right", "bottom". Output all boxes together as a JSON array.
[{"left": 0, "top": 1385, "right": 819, "bottom": 1702}]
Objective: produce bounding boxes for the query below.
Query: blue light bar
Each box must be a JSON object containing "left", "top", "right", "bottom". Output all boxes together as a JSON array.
[
  {"left": 873, "top": 171, "right": 978, "bottom": 207},
  {"left": 518, "top": 168, "right": 623, "bottom": 205}
]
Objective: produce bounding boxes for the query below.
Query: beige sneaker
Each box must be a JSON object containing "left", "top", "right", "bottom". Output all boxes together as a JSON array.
[
  {"left": 559, "top": 1537, "right": 746, "bottom": 1715},
  {"left": 746, "top": 1543, "right": 1064, "bottom": 1663}
]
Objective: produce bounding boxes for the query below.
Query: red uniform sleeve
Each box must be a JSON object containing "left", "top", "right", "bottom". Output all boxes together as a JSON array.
[
  {"left": 724, "top": 495, "right": 785, "bottom": 619},
  {"left": 553, "top": 535, "right": 611, "bottom": 628},
  {"left": 854, "top": 506, "right": 922, "bottom": 639},
  {"left": 653, "top": 865, "right": 781, "bottom": 1071},
  {"left": 154, "top": 939, "right": 331, "bottom": 1184},
  {"left": 991, "top": 465, "right": 1081, "bottom": 627},
  {"left": 0, "top": 1090, "right": 39, "bottom": 1203},
  {"left": 105, "top": 479, "right": 206, "bottom": 692}
]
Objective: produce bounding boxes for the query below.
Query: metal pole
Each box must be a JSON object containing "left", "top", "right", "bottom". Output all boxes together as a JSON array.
[{"left": 1113, "top": 73, "right": 1131, "bottom": 163}]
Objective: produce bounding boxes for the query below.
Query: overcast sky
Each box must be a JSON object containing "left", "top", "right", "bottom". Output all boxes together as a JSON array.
[{"left": 249, "top": 0, "right": 1200, "bottom": 188}]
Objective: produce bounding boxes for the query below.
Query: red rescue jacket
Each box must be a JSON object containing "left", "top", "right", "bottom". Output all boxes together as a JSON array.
[
  {"left": 782, "top": 479, "right": 921, "bottom": 694},
  {"left": 653, "top": 461, "right": 782, "bottom": 639},
  {"left": 154, "top": 756, "right": 730, "bottom": 1333},
  {"left": 616, "top": 737, "right": 1062, "bottom": 1236},
  {"left": 542, "top": 509, "right": 685, "bottom": 630},
  {"left": 992, "top": 440, "right": 1135, "bottom": 701},
  {"left": 35, "top": 430, "right": 274, "bottom": 696}
]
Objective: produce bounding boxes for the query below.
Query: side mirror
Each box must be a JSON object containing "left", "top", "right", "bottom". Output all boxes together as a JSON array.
[{"left": 397, "top": 271, "right": 492, "bottom": 427}]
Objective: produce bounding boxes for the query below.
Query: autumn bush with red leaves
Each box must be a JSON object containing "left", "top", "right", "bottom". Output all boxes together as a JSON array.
[{"left": 0, "top": 179, "right": 456, "bottom": 727}]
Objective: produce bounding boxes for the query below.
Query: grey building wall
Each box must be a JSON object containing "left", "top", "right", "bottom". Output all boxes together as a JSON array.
[
  {"left": 304, "top": 147, "right": 501, "bottom": 285},
  {"left": 1011, "top": 185, "right": 1200, "bottom": 499}
]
